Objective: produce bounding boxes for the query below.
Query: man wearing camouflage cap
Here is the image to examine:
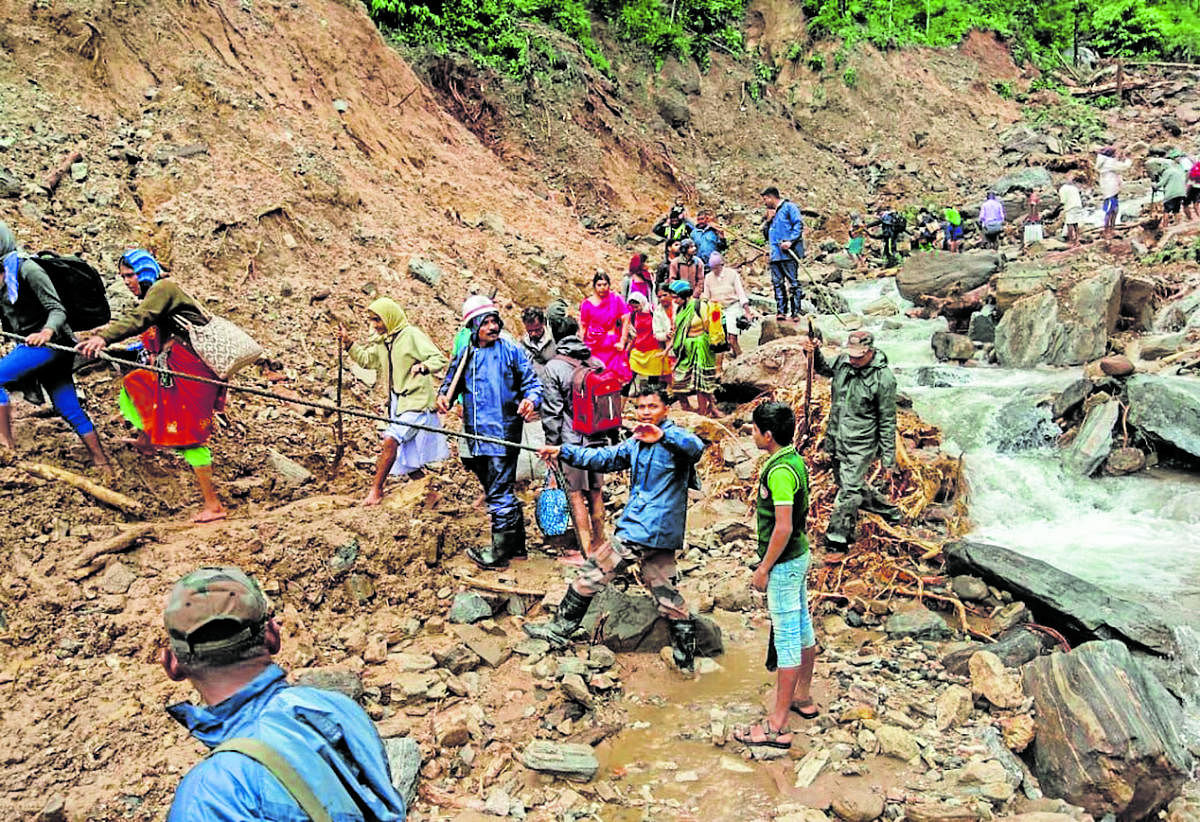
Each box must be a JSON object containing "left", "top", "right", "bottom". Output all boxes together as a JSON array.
[
  {"left": 807, "top": 330, "right": 901, "bottom": 547},
  {"left": 161, "top": 566, "right": 407, "bottom": 821}
]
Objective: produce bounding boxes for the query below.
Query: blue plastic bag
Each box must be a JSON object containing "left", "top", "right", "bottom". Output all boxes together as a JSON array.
[{"left": 535, "top": 473, "right": 570, "bottom": 537}]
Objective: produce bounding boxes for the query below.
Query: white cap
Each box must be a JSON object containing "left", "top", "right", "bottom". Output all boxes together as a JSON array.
[{"left": 462, "top": 294, "right": 498, "bottom": 326}]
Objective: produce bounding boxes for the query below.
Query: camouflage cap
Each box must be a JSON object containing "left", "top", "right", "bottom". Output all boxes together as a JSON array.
[
  {"left": 846, "top": 330, "right": 875, "bottom": 358},
  {"left": 164, "top": 566, "right": 271, "bottom": 660}
]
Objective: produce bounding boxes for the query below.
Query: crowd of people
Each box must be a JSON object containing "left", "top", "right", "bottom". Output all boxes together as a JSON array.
[{"left": 1, "top": 170, "right": 919, "bottom": 817}]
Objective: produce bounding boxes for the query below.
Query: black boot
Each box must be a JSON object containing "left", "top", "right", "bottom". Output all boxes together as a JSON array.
[
  {"left": 668, "top": 618, "right": 697, "bottom": 674},
  {"left": 523, "top": 587, "right": 592, "bottom": 648},
  {"left": 508, "top": 518, "right": 528, "bottom": 560},
  {"left": 467, "top": 529, "right": 510, "bottom": 570}
]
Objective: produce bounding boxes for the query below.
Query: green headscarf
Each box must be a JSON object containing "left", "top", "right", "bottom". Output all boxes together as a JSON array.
[{"left": 368, "top": 297, "right": 408, "bottom": 339}]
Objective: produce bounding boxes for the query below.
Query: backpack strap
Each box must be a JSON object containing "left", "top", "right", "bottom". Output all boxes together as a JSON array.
[{"left": 208, "top": 737, "right": 334, "bottom": 822}]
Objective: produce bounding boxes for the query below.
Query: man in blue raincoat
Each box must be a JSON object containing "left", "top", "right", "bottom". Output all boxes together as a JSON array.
[
  {"left": 161, "top": 566, "right": 408, "bottom": 821},
  {"left": 437, "top": 295, "right": 542, "bottom": 569}
]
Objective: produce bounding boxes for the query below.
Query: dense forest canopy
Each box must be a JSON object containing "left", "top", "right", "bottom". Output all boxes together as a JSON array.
[{"left": 364, "top": 0, "right": 1199, "bottom": 78}]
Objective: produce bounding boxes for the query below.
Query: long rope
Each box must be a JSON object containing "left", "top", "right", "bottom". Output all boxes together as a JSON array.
[{"left": 0, "top": 330, "right": 544, "bottom": 454}]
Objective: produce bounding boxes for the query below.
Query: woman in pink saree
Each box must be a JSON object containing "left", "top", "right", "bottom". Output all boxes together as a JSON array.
[{"left": 580, "top": 270, "right": 633, "bottom": 384}]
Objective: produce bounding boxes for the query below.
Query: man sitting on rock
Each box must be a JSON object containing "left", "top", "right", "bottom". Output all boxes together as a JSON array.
[
  {"left": 810, "top": 330, "right": 901, "bottom": 547},
  {"left": 525, "top": 385, "right": 706, "bottom": 673},
  {"left": 160, "top": 566, "right": 409, "bottom": 821}
]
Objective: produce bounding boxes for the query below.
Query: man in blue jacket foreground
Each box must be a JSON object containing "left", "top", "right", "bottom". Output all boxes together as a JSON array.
[
  {"left": 162, "top": 567, "right": 407, "bottom": 821},
  {"left": 525, "top": 386, "right": 706, "bottom": 673}
]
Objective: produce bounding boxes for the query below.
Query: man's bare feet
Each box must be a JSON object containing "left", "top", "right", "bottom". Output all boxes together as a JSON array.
[
  {"left": 192, "top": 505, "right": 228, "bottom": 524},
  {"left": 361, "top": 489, "right": 384, "bottom": 507}
]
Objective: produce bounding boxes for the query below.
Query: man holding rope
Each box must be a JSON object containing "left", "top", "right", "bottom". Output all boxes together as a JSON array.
[{"left": 437, "top": 296, "right": 542, "bottom": 570}]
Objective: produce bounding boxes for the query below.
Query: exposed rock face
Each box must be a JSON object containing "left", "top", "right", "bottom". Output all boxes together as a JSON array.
[
  {"left": 1126, "top": 375, "right": 1200, "bottom": 458},
  {"left": 1062, "top": 399, "right": 1119, "bottom": 476},
  {"left": 995, "top": 269, "right": 1121, "bottom": 367},
  {"left": 1021, "top": 641, "right": 1193, "bottom": 821},
  {"left": 994, "top": 290, "right": 1059, "bottom": 368},
  {"left": 944, "top": 542, "right": 1178, "bottom": 656},
  {"left": 930, "top": 331, "right": 976, "bottom": 362},
  {"left": 721, "top": 337, "right": 811, "bottom": 396},
  {"left": 897, "top": 251, "right": 1000, "bottom": 301}
]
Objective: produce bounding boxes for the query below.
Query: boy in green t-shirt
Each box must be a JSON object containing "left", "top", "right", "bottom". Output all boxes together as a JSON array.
[{"left": 734, "top": 401, "right": 817, "bottom": 749}]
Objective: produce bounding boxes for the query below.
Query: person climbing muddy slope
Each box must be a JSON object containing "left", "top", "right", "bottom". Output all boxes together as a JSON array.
[
  {"left": 526, "top": 385, "right": 705, "bottom": 673},
  {"left": 437, "top": 295, "right": 541, "bottom": 570},
  {"left": 340, "top": 297, "right": 448, "bottom": 507}
]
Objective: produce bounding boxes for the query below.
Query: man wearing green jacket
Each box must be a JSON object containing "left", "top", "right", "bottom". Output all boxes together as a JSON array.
[
  {"left": 1154, "top": 154, "right": 1189, "bottom": 229},
  {"left": 812, "top": 330, "right": 901, "bottom": 546}
]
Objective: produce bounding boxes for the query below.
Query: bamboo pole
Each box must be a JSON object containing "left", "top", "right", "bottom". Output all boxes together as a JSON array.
[{"left": 18, "top": 462, "right": 143, "bottom": 516}]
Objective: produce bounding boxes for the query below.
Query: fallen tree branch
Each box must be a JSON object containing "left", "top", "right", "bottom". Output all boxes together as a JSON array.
[
  {"left": 43, "top": 150, "right": 83, "bottom": 194},
  {"left": 74, "top": 524, "right": 156, "bottom": 568},
  {"left": 17, "top": 461, "right": 143, "bottom": 516},
  {"left": 459, "top": 575, "right": 544, "bottom": 598}
]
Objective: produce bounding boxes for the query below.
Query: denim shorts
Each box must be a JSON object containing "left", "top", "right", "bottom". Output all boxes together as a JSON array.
[
  {"left": 767, "top": 553, "right": 815, "bottom": 668},
  {"left": 1103, "top": 196, "right": 1119, "bottom": 215}
]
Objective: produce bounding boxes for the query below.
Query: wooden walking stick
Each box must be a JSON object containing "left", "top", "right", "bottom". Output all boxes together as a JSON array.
[
  {"left": 803, "top": 317, "right": 816, "bottom": 438},
  {"left": 331, "top": 328, "right": 346, "bottom": 475}
]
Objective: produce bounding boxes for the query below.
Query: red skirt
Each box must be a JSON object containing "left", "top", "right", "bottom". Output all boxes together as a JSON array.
[{"left": 123, "top": 341, "right": 224, "bottom": 448}]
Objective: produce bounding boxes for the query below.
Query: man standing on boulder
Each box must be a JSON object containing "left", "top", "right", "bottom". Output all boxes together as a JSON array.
[
  {"left": 437, "top": 295, "right": 542, "bottom": 569},
  {"left": 525, "top": 385, "right": 706, "bottom": 674},
  {"left": 811, "top": 330, "right": 901, "bottom": 547},
  {"left": 761, "top": 186, "right": 805, "bottom": 321},
  {"left": 1095, "top": 146, "right": 1132, "bottom": 244},
  {"left": 161, "top": 566, "right": 408, "bottom": 821}
]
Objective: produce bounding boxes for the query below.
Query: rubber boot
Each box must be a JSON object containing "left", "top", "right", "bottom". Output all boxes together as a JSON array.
[
  {"left": 80, "top": 431, "right": 112, "bottom": 472},
  {"left": 508, "top": 518, "right": 528, "bottom": 560},
  {"left": 668, "top": 618, "right": 697, "bottom": 674},
  {"left": 523, "top": 587, "right": 592, "bottom": 649},
  {"left": 467, "top": 529, "right": 510, "bottom": 570}
]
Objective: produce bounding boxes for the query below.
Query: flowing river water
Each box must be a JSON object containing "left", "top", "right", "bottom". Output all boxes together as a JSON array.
[{"left": 595, "top": 275, "right": 1200, "bottom": 819}]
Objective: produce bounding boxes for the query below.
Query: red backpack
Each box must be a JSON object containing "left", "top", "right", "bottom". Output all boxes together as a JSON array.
[
  {"left": 1190, "top": 161, "right": 1200, "bottom": 183},
  {"left": 555, "top": 356, "right": 623, "bottom": 436}
]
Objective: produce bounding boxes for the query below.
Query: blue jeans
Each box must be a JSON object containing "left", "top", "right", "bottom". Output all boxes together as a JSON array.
[
  {"left": 464, "top": 451, "right": 521, "bottom": 531},
  {"left": 768, "top": 257, "right": 803, "bottom": 317},
  {"left": 767, "top": 553, "right": 814, "bottom": 668},
  {"left": 0, "top": 344, "right": 94, "bottom": 435}
]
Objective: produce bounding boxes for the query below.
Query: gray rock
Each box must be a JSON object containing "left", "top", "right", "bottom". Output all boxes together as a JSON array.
[
  {"left": 448, "top": 591, "right": 492, "bottom": 624},
  {"left": 945, "top": 541, "right": 1178, "bottom": 655},
  {"left": 1062, "top": 399, "right": 1119, "bottom": 476},
  {"left": 1022, "top": 641, "right": 1192, "bottom": 819},
  {"left": 897, "top": 251, "right": 1000, "bottom": 301},
  {"left": 267, "top": 449, "right": 314, "bottom": 484},
  {"left": 950, "top": 575, "right": 989, "bottom": 601},
  {"left": 407, "top": 256, "right": 442, "bottom": 287},
  {"left": 1045, "top": 268, "right": 1122, "bottom": 366},
  {"left": 100, "top": 561, "right": 137, "bottom": 595},
  {"left": 521, "top": 741, "right": 598, "bottom": 781},
  {"left": 884, "top": 605, "right": 950, "bottom": 639},
  {"left": 995, "top": 264, "right": 1052, "bottom": 312},
  {"left": 721, "top": 337, "right": 811, "bottom": 396},
  {"left": 1051, "top": 378, "right": 1093, "bottom": 419},
  {"left": 876, "top": 725, "right": 921, "bottom": 761},
  {"left": 295, "top": 668, "right": 363, "bottom": 700},
  {"left": 383, "top": 736, "right": 421, "bottom": 806},
  {"left": 930, "top": 331, "right": 975, "bottom": 362},
  {"left": 967, "top": 311, "right": 996, "bottom": 343},
  {"left": 560, "top": 673, "right": 593, "bottom": 708},
  {"left": 70, "top": 162, "right": 88, "bottom": 182},
  {"left": 1136, "top": 332, "right": 1185, "bottom": 360},
  {"left": 579, "top": 587, "right": 723, "bottom": 655},
  {"left": 942, "top": 626, "right": 1055, "bottom": 676},
  {"left": 0, "top": 169, "right": 20, "bottom": 198},
  {"left": 995, "top": 290, "right": 1058, "bottom": 368},
  {"left": 655, "top": 93, "right": 690, "bottom": 129},
  {"left": 915, "top": 366, "right": 969, "bottom": 388},
  {"left": 1126, "top": 375, "right": 1200, "bottom": 458},
  {"left": 432, "top": 643, "right": 482, "bottom": 674},
  {"left": 992, "top": 166, "right": 1053, "bottom": 195}
]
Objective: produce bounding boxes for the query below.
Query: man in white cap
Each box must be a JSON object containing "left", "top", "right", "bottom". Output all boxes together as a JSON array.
[
  {"left": 437, "top": 295, "right": 542, "bottom": 569},
  {"left": 810, "top": 329, "right": 901, "bottom": 547}
]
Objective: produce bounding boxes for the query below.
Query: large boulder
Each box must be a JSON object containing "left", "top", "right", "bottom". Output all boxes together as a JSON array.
[
  {"left": 1021, "top": 641, "right": 1193, "bottom": 820},
  {"left": 579, "top": 587, "right": 723, "bottom": 656},
  {"left": 897, "top": 251, "right": 1000, "bottom": 300},
  {"left": 995, "top": 265, "right": 1052, "bottom": 312},
  {"left": 930, "top": 331, "right": 976, "bottom": 362},
  {"left": 1062, "top": 399, "right": 1119, "bottom": 476},
  {"left": 720, "top": 337, "right": 809, "bottom": 396},
  {"left": 992, "top": 166, "right": 1053, "bottom": 195},
  {"left": 994, "top": 290, "right": 1059, "bottom": 368},
  {"left": 1126, "top": 375, "right": 1200, "bottom": 458},
  {"left": 1046, "top": 268, "right": 1121, "bottom": 366},
  {"left": 944, "top": 541, "right": 1178, "bottom": 656},
  {"left": 994, "top": 269, "right": 1122, "bottom": 368}
]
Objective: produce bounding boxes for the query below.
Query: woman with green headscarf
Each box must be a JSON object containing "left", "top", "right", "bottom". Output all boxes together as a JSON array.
[
  {"left": 667, "top": 280, "right": 719, "bottom": 418},
  {"left": 340, "top": 298, "right": 449, "bottom": 506}
]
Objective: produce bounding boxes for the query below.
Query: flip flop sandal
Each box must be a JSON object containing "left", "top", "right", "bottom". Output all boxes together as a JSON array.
[
  {"left": 792, "top": 700, "right": 820, "bottom": 719},
  {"left": 733, "top": 720, "right": 794, "bottom": 749}
]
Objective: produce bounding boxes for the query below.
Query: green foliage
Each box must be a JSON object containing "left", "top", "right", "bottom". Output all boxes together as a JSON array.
[
  {"left": 993, "top": 80, "right": 1014, "bottom": 98},
  {"left": 800, "top": 0, "right": 1200, "bottom": 63},
  {"left": 1022, "top": 96, "right": 1107, "bottom": 148},
  {"left": 806, "top": 49, "right": 825, "bottom": 69},
  {"left": 748, "top": 53, "right": 780, "bottom": 100},
  {"left": 842, "top": 65, "right": 859, "bottom": 86}
]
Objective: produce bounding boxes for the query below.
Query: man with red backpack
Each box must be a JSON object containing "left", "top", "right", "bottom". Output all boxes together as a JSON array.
[
  {"left": 526, "top": 385, "right": 706, "bottom": 675},
  {"left": 539, "top": 315, "right": 612, "bottom": 565}
]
